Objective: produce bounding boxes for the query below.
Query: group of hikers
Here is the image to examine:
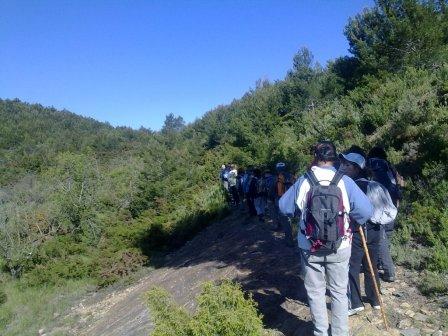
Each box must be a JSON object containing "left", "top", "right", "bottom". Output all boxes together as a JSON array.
[
  {"left": 219, "top": 161, "right": 297, "bottom": 245},
  {"left": 219, "top": 140, "right": 404, "bottom": 336}
]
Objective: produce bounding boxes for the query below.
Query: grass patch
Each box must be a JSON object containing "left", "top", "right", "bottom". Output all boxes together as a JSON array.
[{"left": 0, "top": 277, "right": 95, "bottom": 336}]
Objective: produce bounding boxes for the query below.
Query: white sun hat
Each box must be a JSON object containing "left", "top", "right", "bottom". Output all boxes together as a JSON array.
[{"left": 339, "top": 153, "right": 366, "bottom": 169}]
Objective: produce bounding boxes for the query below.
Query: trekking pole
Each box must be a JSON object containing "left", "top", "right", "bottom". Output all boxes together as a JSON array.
[{"left": 358, "top": 226, "right": 389, "bottom": 331}]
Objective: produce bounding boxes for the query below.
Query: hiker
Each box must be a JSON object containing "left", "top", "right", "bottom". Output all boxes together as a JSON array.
[
  {"left": 241, "top": 169, "right": 249, "bottom": 200},
  {"left": 276, "top": 162, "right": 294, "bottom": 197},
  {"left": 219, "top": 164, "right": 228, "bottom": 191},
  {"left": 219, "top": 164, "right": 230, "bottom": 205},
  {"left": 280, "top": 141, "right": 373, "bottom": 336},
  {"left": 367, "top": 146, "right": 403, "bottom": 282},
  {"left": 245, "top": 168, "right": 257, "bottom": 217},
  {"left": 272, "top": 162, "right": 295, "bottom": 246},
  {"left": 263, "top": 170, "right": 276, "bottom": 217},
  {"left": 227, "top": 164, "right": 240, "bottom": 206},
  {"left": 252, "top": 168, "right": 267, "bottom": 222},
  {"left": 367, "top": 146, "right": 403, "bottom": 207},
  {"left": 339, "top": 146, "right": 397, "bottom": 316},
  {"left": 237, "top": 168, "right": 245, "bottom": 209}
]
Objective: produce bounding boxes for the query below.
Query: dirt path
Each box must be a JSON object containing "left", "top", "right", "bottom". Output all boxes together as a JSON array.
[{"left": 49, "top": 211, "right": 447, "bottom": 336}]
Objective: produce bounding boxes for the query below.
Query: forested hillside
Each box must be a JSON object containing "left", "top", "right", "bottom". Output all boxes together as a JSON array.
[
  {"left": 0, "top": 99, "right": 228, "bottom": 286},
  {"left": 1, "top": 0, "right": 448, "bottom": 334}
]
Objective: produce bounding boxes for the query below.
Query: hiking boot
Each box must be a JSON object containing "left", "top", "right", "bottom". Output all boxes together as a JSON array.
[
  {"left": 372, "top": 304, "right": 381, "bottom": 310},
  {"left": 348, "top": 306, "right": 365, "bottom": 316},
  {"left": 381, "top": 275, "right": 396, "bottom": 282}
]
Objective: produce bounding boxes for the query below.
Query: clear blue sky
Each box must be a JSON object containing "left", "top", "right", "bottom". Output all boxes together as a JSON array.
[{"left": 1, "top": 0, "right": 373, "bottom": 130}]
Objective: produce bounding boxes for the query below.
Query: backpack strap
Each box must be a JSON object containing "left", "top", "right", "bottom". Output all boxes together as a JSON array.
[
  {"left": 330, "top": 170, "right": 344, "bottom": 186},
  {"left": 305, "top": 170, "right": 319, "bottom": 187},
  {"left": 355, "top": 178, "right": 369, "bottom": 194}
]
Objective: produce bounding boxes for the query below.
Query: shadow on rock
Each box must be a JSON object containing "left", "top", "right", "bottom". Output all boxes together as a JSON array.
[{"left": 153, "top": 211, "right": 313, "bottom": 336}]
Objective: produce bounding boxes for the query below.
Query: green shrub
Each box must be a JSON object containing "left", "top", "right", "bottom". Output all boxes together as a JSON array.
[
  {"left": 146, "top": 281, "right": 265, "bottom": 336},
  {"left": 0, "top": 305, "right": 12, "bottom": 330},
  {"left": 193, "top": 281, "right": 265, "bottom": 336},
  {"left": 21, "top": 255, "right": 95, "bottom": 287},
  {"left": 418, "top": 271, "right": 448, "bottom": 296},
  {"left": 33, "top": 236, "right": 87, "bottom": 265},
  {"left": 96, "top": 248, "right": 147, "bottom": 287},
  {"left": 391, "top": 239, "right": 428, "bottom": 271},
  {"left": 0, "top": 288, "right": 6, "bottom": 305},
  {"left": 146, "top": 287, "right": 192, "bottom": 336},
  {"left": 432, "top": 242, "right": 448, "bottom": 272}
]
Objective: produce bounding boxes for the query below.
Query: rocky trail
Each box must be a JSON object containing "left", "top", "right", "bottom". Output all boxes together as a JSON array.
[{"left": 48, "top": 211, "right": 447, "bottom": 336}]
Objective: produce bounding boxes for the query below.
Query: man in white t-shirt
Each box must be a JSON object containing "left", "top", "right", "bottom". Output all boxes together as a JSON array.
[{"left": 280, "top": 141, "right": 373, "bottom": 336}]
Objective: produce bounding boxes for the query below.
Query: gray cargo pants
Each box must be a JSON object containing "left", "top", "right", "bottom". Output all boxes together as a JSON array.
[
  {"left": 300, "top": 247, "right": 351, "bottom": 336},
  {"left": 378, "top": 222, "right": 395, "bottom": 278}
]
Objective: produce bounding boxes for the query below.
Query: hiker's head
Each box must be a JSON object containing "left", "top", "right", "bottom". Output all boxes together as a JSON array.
[
  {"left": 313, "top": 141, "right": 337, "bottom": 166},
  {"left": 346, "top": 145, "right": 366, "bottom": 158},
  {"left": 368, "top": 146, "right": 387, "bottom": 160},
  {"left": 339, "top": 150, "right": 366, "bottom": 179},
  {"left": 253, "top": 168, "right": 262, "bottom": 177},
  {"left": 221, "top": 164, "right": 226, "bottom": 170},
  {"left": 275, "top": 162, "right": 286, "bottom": 172}
]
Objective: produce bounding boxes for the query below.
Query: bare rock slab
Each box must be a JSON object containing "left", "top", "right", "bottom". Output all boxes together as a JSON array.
[{"left": 400, "top": 328, "right": 420, "bottom": 336}]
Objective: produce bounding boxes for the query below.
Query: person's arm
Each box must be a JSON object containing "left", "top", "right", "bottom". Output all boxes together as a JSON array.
[
  {"left": 276, "top": 174, "right": 283, "bottom": 196},
  {"left": 279, "top": 176, "right": 304, "bottom": 216},
  {"left": 343, "top": 176, "right": 373, "bottom": 225}
]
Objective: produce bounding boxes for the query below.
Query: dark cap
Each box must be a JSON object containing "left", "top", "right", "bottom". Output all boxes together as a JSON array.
[{"left": 314, "top": 141, "right": 337, "bottom": 162}]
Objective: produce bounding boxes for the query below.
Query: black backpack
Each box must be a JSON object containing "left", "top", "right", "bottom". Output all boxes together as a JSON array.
[
  {"left": 304, "top": 170, "right": 346, "bottom": 253},
  {"left": 367, "top": 158, "right": 401, "bottom": 206}
]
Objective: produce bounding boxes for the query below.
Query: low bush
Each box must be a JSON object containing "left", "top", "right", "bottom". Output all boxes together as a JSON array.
[
  {"left": 21, "top": 255, "right": 95, "bottom": 287},
  {"left": 0, "top": 305, "right": 12, "bottom": 331},
  {"left": 0, "top": 288, "right": 6, "bottom": 305},
  {"left": 96, "top": 248, "right": 147, "bottom": 287},
  {"left": 418, "top": 271, "right": 448, "bottom": 296},
  {"left": 391, "top": 240, "right": 430, "bottom": 271},
  {"left": 146, "top": 280, "right": 265, "bottom": 336},
  {"left": 193, "top": 281, "right": 265, "bottom": 336}
]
